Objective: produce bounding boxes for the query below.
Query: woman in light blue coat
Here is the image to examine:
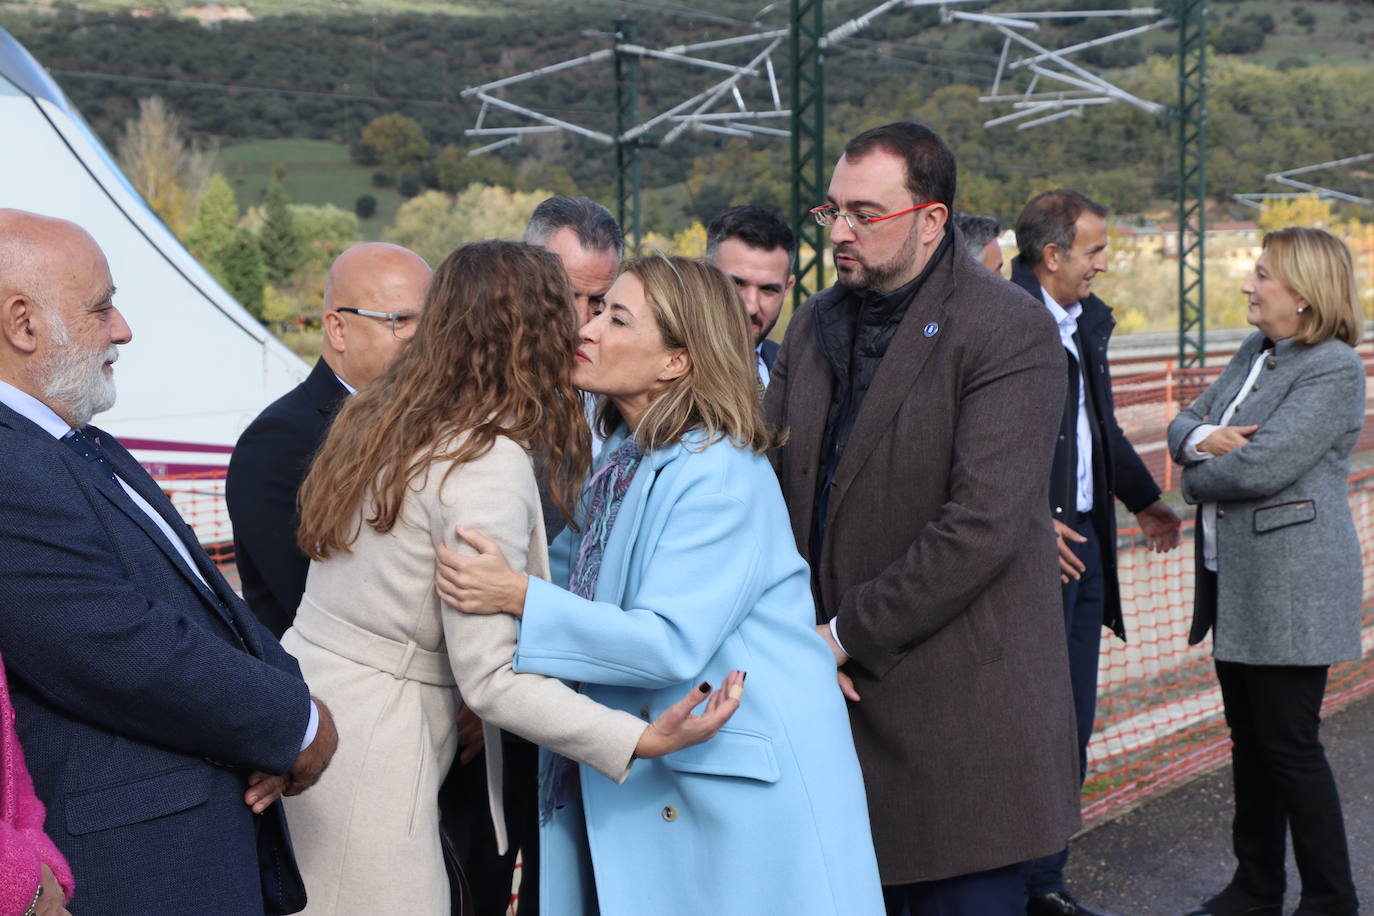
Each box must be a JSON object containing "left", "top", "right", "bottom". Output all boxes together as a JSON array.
[{"left": 438, "top": 254, "right": 884, "bottom": 915}]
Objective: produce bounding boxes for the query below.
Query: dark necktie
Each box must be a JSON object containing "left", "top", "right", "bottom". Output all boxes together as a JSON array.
[
  {"left": 64, "top": 425, "right": 246, "bottom": 643},
  {"left": 63, "top": 426, "right": 118, "bottom": 483}
]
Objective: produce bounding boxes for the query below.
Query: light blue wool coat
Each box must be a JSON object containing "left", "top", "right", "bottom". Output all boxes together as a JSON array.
[{"left": 516, "top": 425, "right": 884, "bottom": 916}]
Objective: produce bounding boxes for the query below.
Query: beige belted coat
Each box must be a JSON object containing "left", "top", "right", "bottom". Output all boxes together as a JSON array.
[{"left": 280, "top": 435, "right": 646, "bottom": 915}]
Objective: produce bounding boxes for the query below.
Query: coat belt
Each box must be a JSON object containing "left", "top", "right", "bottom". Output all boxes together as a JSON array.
[{"left": 293, "top": 595, "right": 456, "bottom": 686}]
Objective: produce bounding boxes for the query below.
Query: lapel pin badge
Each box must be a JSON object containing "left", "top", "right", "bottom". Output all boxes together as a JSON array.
[{"left": 923, "top": 321, "right": 939, "bottom": 338}]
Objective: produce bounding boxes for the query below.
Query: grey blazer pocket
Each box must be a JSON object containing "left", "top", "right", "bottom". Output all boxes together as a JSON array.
[
  {"left": 661, "top": 726, "right": 780, "bottom": 783},
  {"left": 1253, "top": 499, "right": 1316, "bottom": 534},
  {"left": 65, "top": 766, "right": 210, "bottom": 835}
]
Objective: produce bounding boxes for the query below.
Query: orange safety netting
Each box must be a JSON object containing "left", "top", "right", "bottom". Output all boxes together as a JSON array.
[
  {"left": 156, "top": 349, "right": 1374, "bottom": 830},
  {"left": 1089, "top": 473, "right": 1374, "bottom": 825}
]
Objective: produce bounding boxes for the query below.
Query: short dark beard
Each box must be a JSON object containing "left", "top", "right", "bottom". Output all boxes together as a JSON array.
[
  {"left": 833, "top": 222, "right": 925, "bottom": 293},
  {"left": 753, "top": 313, "right": 780, "bottom": 346}
]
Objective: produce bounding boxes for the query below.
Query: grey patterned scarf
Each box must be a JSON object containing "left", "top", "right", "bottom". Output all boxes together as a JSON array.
[{"left": 538, "top": 437, "right": 644, "bottom": 825}]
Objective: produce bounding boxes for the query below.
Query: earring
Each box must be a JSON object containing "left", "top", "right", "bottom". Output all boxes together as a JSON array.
[{"left": 1297, "top": 306, "right": 1306, "bottom": 313}]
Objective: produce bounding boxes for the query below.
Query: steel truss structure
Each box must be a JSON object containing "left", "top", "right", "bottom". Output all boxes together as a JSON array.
[
  {"left": 787, "top": 2, "right": 1207, "bottom": 361},
  {"left": 461, "top": 24, "right": 789, "bottom": 252},
  {"left": 460, "top": 2, "right": 1211, "bottom": 359},
  {"left": 1233, "top": 153, "right": 1374, "bottom": 209}
]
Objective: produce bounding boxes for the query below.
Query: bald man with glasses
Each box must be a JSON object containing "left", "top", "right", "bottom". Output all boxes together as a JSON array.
[{"left": 226, "top": 242, "right": 431, "bottom": 637}]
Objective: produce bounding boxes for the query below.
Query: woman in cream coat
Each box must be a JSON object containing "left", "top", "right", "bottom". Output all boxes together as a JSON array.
[
  {"left": 439, "top": 255, "right": 884, "bottom": 915},
  {"left": 1167, "top": 227, "right": 1364, "bottom": 916},
  {"left": 278, "top": 241, "right": 742, "bottom": 915}
]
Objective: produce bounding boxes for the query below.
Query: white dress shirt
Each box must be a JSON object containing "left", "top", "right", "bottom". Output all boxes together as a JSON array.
[
  {"left": 1040, "top": 287, "right": 1093, "bottom": 513},
  {"left": 583, "top": 391, "right": 604, "bottom": 461},
  {"left": 1182, "top": 350, "right": 1271, "bottom": 572},
  {"left": 0, "top": 379, "right": 318, "bottom": 751}
]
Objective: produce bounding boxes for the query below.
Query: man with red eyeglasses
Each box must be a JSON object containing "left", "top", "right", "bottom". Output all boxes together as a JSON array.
[{"left": 763, "top": 122, "right": 1080, "bottom": 915}]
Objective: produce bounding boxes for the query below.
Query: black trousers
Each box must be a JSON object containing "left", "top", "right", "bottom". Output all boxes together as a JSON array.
[
  {"left": 1023, "top": 517, "right": 1105, "bottom": 895},
  {"left": 1213, "top": 660, "right": 1358, "bottom": 915},
  {"left": 440, "top": 735, "right": 540, "bottom": 915},
  {"left": 883, "top": 863, "right": 1024, "bottom": 916}
]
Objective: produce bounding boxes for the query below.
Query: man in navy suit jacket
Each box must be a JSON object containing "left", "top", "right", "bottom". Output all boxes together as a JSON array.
[
  {"left": 226, "top": 243, "right": 431, "bottom": 638},
  {"left": 0, "top": 209, "right": 338, "bottom": 915},
  {"left": 705, "top": 205, "right": 794, "bottom": 389},
  {"left": 1011, "top": 190, "right": 1181, "bottom": 916}
]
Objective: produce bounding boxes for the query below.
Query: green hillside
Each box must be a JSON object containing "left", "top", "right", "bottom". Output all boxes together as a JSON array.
[
  {"left": 2, "top": 0, "right": 1371, "bottom": 229},
  {"left": 219, "top": 139, "right": 402, "bottom": 238}
]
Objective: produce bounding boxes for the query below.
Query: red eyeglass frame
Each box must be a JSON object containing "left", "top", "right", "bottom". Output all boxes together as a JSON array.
[{"left": 809, "top": 200, "right": 941, "bottom": 228}]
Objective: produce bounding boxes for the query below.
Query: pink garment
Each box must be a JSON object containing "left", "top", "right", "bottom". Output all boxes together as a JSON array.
[{"left": 0, "top": 653, "right": 73, "bottom": 915}]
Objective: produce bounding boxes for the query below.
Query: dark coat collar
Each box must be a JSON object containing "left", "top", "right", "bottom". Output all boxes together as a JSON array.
[
  {"left": 0, "top": 400, "right": 247, "bottom": 640},
  {"left": 1009, "top": 255, "right": 1114, "bottom": 337},
  {"left": 304, "top": 357, "right": 350, "bottom": 417}
]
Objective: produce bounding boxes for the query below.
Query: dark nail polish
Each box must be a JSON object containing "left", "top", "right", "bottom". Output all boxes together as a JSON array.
[
  {"left": 742, "top": 672, "right": 748, "bottom": 682},
  {"left": 698, "top": 681, "right": 711, "bottom": 693}
]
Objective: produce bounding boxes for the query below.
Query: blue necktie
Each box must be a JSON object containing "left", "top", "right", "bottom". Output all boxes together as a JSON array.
[
  {"left": 63, "top": 426, "right": 118, "bottom": 483},
  {"left": 63, "top": 426, "right": 245, "bottom": 642}
]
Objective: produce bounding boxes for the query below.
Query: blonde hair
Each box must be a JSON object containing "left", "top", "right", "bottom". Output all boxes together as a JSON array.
[
  {"left": 594, "top": 254, "right": 779, "bottom": 454},
  {"left": 1263, "top": 227, "right": 1363, "bottom": 347}
]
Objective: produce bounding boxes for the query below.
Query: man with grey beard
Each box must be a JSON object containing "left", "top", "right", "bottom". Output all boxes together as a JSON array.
[{"left": 0, "top": 209, "right": 335, "bottom": 914}]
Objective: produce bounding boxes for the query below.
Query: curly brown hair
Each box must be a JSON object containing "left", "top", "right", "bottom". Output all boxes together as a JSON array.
[{"left": 298, "top": 240, "right": 590, "bottom": 559}]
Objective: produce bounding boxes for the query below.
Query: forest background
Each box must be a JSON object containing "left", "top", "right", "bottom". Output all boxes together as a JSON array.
[{"left": 2, "top": 0, "right": 1372, "bottom": 357}]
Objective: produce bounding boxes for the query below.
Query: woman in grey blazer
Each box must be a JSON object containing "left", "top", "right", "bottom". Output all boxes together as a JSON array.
[{"left": 1168, "top": 227, "right": 1365, "bottom": 916}]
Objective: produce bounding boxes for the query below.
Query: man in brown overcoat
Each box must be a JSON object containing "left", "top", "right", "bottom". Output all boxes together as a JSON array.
[{"left": 763, "top": 122, "right": 1081, "bottom": 914}]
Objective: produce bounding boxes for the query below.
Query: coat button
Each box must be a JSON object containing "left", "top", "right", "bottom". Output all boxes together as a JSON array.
[
  {"left": 639, "top": 705, "right": 650, "bottom": 721},
  {"left": 661, "top": 805, "right": 678, "bottom": 822},
  {"left": 1218, "top": 509, "right": 1226, "bottom": 519},
  {"left": 1266, "top": 358, "right": 1277, "bottom": 369},
  {"left": 1251, "top": 383, "right": 1260, "bottom": 392},
  {"left": 1055, "top": 506, "right": 1064, "bottom": 515}
]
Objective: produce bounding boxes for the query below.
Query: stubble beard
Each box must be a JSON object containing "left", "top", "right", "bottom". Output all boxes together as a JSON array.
[
  {"left": 36, "top": 312, "right": 119, "bottom": 428},
  {"left": 833, "top": 224, "right": 923, "bottom": 294},
  {"left": 753, "top": 313, "right": 780, "bottom": 346}
]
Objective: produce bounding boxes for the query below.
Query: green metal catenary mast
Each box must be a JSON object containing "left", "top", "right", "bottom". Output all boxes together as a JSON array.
[
  {"left": 1175, "top": 0, "right": 1208, "bottom": 367},
  {"left": 788, "top": 0, "right": 826, "bottom": 310},
  {"left": 614, "top": 19, "right": 643, "bottom": 254}
]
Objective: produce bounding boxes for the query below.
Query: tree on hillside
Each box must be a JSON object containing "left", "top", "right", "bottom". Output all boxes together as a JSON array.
[
  {"left": 683, "top": 139, "right": 788, "bottom": 224},
  {"left": 361, "top": 114, "right": 431, "bottom": 176},
  {"left": 221, "top": 229, "right": 267, "bottom": 319},
  {"left": 434, "top": 144, "right": 513, "bottom": 193},
  {"left": 259, "top": 172, "right": 305, "bottom": 284},
  {"left": 639, "top": 221, "right": 706, "bottom": 259},
  {"left": 117, "top": 96, "right": 214, "bottom": 237},
  {"left": 1258, "top": 196, "right": 1334, "bottom": 233},
  {"left": 515, "top": 160, "right": 579, "bottom": 198},
  {"left": 185, "top": 173, "right": 238, "bottom": 283},
  {"left": 1213, "top": 22, "right": 1266, "bottom": 55},
  {"left": 290, "top": 204, "right": 361, "bottom": 270},
  {"left": 384, "top": 186, "right": 550, "bottom": 266}
]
